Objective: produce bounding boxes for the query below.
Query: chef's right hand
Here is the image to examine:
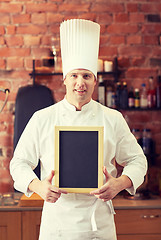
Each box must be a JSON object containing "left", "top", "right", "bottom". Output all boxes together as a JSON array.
[{"left": 29, "top": 170, "right": 67, "bottom": 203}]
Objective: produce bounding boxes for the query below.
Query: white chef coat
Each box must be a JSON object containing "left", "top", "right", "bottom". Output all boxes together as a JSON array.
[{"left": 10, "top": 98, "right": 147, "bottom": 240}]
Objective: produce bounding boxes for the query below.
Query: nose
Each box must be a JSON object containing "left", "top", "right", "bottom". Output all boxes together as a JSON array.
[{"left": 76, "top": 76, "right": 85, "bottom": 88}]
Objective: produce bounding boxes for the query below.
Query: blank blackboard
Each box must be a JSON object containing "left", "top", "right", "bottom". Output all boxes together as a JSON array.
[{"left": 54, "top": 126, "right": 104, "bottom": 193}]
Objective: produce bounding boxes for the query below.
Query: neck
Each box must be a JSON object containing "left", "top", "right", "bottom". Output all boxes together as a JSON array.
[{"left": 65, "top": 96, "right": 91, "bottom": 111}]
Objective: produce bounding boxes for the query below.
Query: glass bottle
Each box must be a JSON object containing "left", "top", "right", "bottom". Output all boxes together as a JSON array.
[
  {"left": 147, "top": 76, "right": 156, "bottom": 108},
  {"left": 132, "top": 128, "right": 141, "bottom": 143},
  {"left": 140, "top": 83, "right": 148, "bottom": 109},
  {"left": 156, "top": 75, "right": 161, "bottom": 109},
  {"left": 115, "top": 82, "right": 121, "bottom": 109},
  {"left": 134, "top": 88, "right": 140, "bottom": 108},
  {"left": 128, "top": 87, "right": 134, "bottom": 109},
  {"left": 120, "top": 81, "right": 128, "bottom": 109},
  {"left": 106, "top": 86, "right": 114, "bottom": 108},
  {"left": 98, "top": 75, "right": 105, "bottom": 105}
]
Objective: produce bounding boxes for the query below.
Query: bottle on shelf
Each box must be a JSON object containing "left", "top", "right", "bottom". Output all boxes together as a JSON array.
[
  {"left": 147, "top": 76, "right": 156, "bottom": 108},
  {"left": 134, "top": 88, "right": 140, "bottom": 108},
  {"left": 156, "top": 75, "right": 161, "bottom": 109},
  {"left": 120, "top": 81, "right": 128, "bottom": 109},
  {"left": 128, "top": 86, "right": 134, "bottom": 109},
  {"left": 140, "top": 83, "right": 148, "bottom": 109},
  {"left": 132, "top": 128, "right": 141, "bottom": 143},
  {"left": 106, "top": 86, "right": 115, "bottom": 108},
  {"left": 98, "top": 75, "right": 105, "bottom": 105},
  {"left": 115, "top": 82, "right": 121, "bottom": 109}
]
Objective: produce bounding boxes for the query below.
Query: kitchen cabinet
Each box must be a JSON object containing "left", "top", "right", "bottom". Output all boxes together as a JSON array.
[
  {"left": 22, "top": 210, "right": 42, "bottom": 240},
  {"left": 0, "top": 196, "right": 161, "bottom": 240},
  {"left": 0, "top": 212, "right": 21, "bottom": 240},
  {"left": 115, "top": 209, "right": 161, "bottom": 240},
  {"left": 113, "top": 196, "right": 161, "bottom": 240}
]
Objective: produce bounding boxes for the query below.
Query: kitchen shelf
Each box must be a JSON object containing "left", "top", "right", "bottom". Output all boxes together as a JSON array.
[{"left": 29, "top": 57, "right": 121, "bottom": 84}]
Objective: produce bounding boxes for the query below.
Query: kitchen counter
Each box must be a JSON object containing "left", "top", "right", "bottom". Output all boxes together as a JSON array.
[
  {"left": 0, "top": 193, "right": 161, "bottom": 211},
  {"left": 1, "top": 193, "right": 161, "bottom": 240}
]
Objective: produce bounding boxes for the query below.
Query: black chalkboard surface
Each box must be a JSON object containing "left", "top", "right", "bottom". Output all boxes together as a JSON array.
[{"left": 54, "top": 126, "right": 104, "bottom": 193}]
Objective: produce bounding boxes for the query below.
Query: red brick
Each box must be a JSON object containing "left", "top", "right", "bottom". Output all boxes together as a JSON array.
[
  {"left": 79, "top": 13, "right": 96, "bottom": 21},
  {"left": 0, "top": 26, "right": 5, "bottom": 34},
  {"left": 152, "top": 47, "right": 161, "bottom": 57},
  {"left": 31, "top": 48, "right": 51, "bottom": 58},
  {"left": 5, "top": 36, "right": 24, "bottom": 47},
  {"left": 118, "top": 45, "right": 152, "bottom": 57},
  {"left": 140, "top": 3, "right": 161, "bottom": 13},
  {"left": 0, "top": 3, "right": 22, "bottom": 13},
  {"left": 16, "top": 25, "right": 47, "bottom": 35},
  {"left": 91, "top": 3, "right": 124, "bottom": 13},
  {"left": 26, "top": 3, "right": 57, "bottom": 13},
  {"left": 107, "top": 24, "right": 138, "bottom": 34},
  {"left": 0, "top": 135, "right": 12, "bottom": 147},
  {"left": 58, "top": 3, "right": 90, "bottom": 12},
  {"left": 97, "top": 13, "right": 113, "bottom": 24},
  {"left": 12, "top": 14, "right": 30, "bottom": 24},
  {"left": 143, "top": 35, "right": 159, "bottom": 45},
  {"left": 131, "top": 57, "right": 146, "bottom": 67},
  {"left": 99, "top": 46, "right": 118, "bottom": 57},
  {"left": 142, "top": 24, "right": 161, "bottom": 34},
  {"left": 118, "top": 57, "right": 130, "bottom": 68},
  {"left": 126, "top": 68, "right": 157, "bottom": 78},
  {"left": 0, "top": 48, "right": 30, "bottom": 57},
  {"left": 0, "top": 36, "right": 5, "bottom": 45},
  {"left": 126, "top": 3, "right": 138, "bottom": 12},
  {"left": 127, "top": 35, "right": 142, "bottom": 45},
  {"left": 46, "top": 13, "right": 63, "bottom": 24},
  {"left": 6, "top": 25, "right": 16, "bottom": 35},
  {"left": 114, "top": 13, "right": 129, "bottom": 23},
  {"left": 7, "top": 57, "right": 24, "bottom": 69},
  {"left": 100, "top": 35, "right": 110, "bottom": 45},
  {"left": 24, "top": 35, "right": 41, "bottom": 46},
  {"left": 0, "top": 59, "right": 6, "bottom": 69},
  {"left": 109, "top": 36, "right": 125, "bottom": 45},
  {"left": 129, "top": 13, "right": 145, "bottom": 23},
  {"left": 0, "top": 14, "right": 10, "bottom": 24},
  {"left": 31, "top": 13, "right": 46, "bottom": 24}
]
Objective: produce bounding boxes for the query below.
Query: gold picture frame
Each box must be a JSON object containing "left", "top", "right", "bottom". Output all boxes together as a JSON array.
[{"left": 54, "top": 126, "right": 104, "bottom": 193}]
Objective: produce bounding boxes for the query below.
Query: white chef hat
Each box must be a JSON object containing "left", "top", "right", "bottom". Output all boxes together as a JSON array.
[{"left": 60, "top": 19, "right": 100, "bottom": 79}]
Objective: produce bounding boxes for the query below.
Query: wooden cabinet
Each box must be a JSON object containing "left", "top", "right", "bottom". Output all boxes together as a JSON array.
[
  {"left": 0, "top": 196, "right": 161, "bottom": 240},
  {"left": 0, "top": 212, "right": 21, "bottom": 240},
  {"left": 114, "top": 200, "right": 161, "bottom": 240},
  {"left": 22, "top": 211, "right": 42, "bottom": 240}
]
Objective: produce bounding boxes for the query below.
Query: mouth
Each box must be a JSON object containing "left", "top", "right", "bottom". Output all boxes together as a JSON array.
[{"left": 74, "top": 89, "right": 86, "bottom": 94}]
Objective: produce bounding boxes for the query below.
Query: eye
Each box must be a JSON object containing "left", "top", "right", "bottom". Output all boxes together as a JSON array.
[
  {"left": 69, "top": 74, "right": 77, "bottom": 79},
  {"left": 83, "top": 74, "right": 92, "bottom": 79}
]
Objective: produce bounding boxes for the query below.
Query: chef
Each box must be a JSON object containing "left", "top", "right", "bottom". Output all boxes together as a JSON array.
[{"left": 10, "top": 19, "right": 147, "bottom": 240}]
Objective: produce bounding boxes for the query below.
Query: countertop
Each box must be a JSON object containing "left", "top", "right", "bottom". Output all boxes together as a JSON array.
[{"left": 0, "top": 193, "right": 161, "bottom": 212}]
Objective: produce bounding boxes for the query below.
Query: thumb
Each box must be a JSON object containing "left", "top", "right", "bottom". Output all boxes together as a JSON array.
[
  {"left": 46, "top": 170, "right": 55, "bottom": 184},
  {"left": 103, "top": 166, "right": 111, "bottom": 182}
]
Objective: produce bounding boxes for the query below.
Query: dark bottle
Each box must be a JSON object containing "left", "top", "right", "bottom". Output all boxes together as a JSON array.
[
  {"left": 156, "top": 75, "right": 161, "bottom": 109},
  {"left": 147, "top": 76, "right": 156, "bottom": 108},
  {"left": 115, "top": 82, "right": 121, "bottom": 109},
  {"left": 134, "top": 88, "right": 140, "bottom": 108},
  {"left": 140, "top": 128, "right": 155, "bottom": 165},
  {"left": 120, "top": 81, "right": 128, "bottom": 109},
  {"left": 98, "top": 75, "right": 105, "bottom": 105},
  {"left": 128, "top": 87, "right": 134, "bottom": 108}
]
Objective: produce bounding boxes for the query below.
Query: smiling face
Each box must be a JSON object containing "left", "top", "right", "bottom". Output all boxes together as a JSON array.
[{"left": 64, "top": 69, "right": 96, "bottom": 110}]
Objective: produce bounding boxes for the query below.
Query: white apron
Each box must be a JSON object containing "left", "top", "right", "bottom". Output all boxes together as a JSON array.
[{"left": 39, "top": 193, "right": 117, "bottom": 240}]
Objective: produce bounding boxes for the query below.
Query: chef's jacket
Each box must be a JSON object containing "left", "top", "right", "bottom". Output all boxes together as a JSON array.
[{"left": 10, "top": 98, "right": 147, "bottom": 240}]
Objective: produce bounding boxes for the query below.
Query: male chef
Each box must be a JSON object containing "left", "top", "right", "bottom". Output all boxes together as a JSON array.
[{"left": 10, "top": 19, "right": 147, "bottom": 240}]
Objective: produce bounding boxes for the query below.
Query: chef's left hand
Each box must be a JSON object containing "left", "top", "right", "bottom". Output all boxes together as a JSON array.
[{"left": 90, "top": 166, "right": 132, "bottom": 202}]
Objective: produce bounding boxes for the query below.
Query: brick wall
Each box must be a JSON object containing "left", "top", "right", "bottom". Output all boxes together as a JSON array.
[{"left": 0, "top": 0, "right": 161, "bottom": 192}]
